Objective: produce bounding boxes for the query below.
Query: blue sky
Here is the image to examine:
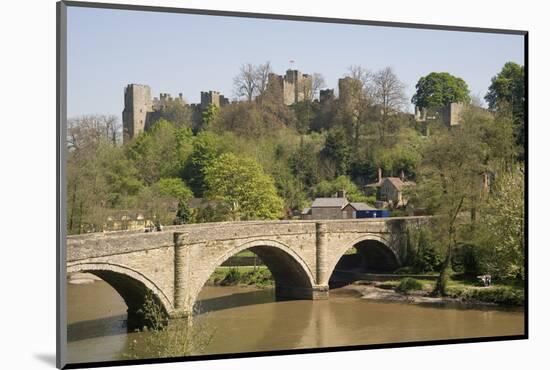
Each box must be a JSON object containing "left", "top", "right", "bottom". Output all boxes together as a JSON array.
[{"left": 67, "top": 7, "right": 524, "bottom": 119}]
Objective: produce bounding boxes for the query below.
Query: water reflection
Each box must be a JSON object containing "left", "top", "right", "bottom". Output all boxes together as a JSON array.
[{"left": 67, "top": 280, "right": 524, "bottom": 364}]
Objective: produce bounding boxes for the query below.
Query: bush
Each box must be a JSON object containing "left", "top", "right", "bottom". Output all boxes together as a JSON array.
[
  {"left": 452, "top": 243, "right": 483, "bottom": 277},
  {"left": 447, "top": 286, "right": 524, "bottom": 305},
  {"left": 220, "top": 268, "right": 242, "bottom": 285},
  {"left": 241, "top": 269, "right": 273, "bottom": 287},
  {"left": 396, "top": 277, "right": 424, "bottom": 294}
]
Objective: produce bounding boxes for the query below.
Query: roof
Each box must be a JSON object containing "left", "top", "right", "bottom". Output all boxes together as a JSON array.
[
  {"left": 382, "top": 177, "right": 416, "bottom": 190},
  {"left": 311, "top": 197, "right": 349, "bottom": 208},
  {"left": 301, "top": 207, "right": 311, "bottom": 215},
  {"left": 350, "top": 202, "right": 376, "bottom": 211},
  {"left": 365, "top": 180, "right": 382, "bottom": 188}
]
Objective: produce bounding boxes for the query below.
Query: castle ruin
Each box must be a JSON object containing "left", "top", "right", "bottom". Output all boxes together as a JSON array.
[
  {"left": 267, "top": 69, "right": 313, "bottom": 105},
  {"left": 122, "top": 84, "right": 229, "bottom": 143},
  {"left": 122, "top": 84, "right": 154, "bottom": 142}
]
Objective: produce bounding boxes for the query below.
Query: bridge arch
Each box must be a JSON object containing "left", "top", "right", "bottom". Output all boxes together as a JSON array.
[
  {"left": 67, "top": 262, "right": 173, "bottom": 329},
  {"left": 326, "top": 234, "right": 401, "bottom": 282},
  {"left": 191, "top": 239, "right": 317, "bottom": 309}
]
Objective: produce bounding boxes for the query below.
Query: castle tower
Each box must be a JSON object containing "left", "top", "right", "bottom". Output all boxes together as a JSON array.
[
  {"left": 266, "top": 70, "right": 313, "bottom": 105},
  {"left": 122, "top": 84, "right": 153, "bottom": 143}
]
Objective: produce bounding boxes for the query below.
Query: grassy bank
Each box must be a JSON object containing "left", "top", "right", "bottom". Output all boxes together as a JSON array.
[
  {"left": 208, "top": 266, "right": 274, "bottom": 288},
  {"left": 377, "top": 277, "right": 524, "bottom": 306}
]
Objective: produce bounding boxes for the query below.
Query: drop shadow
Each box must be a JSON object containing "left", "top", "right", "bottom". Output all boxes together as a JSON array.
[{"left": 33, "top": 353, "right": 56, "bottom": 366}]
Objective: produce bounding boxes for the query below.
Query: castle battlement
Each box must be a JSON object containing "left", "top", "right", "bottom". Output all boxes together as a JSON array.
[
  {"left": 122, "top": 84, "right": 231, "bottom": 143},
  {"left": 267, "top": 69, "right": 313, "bottom": 105}
]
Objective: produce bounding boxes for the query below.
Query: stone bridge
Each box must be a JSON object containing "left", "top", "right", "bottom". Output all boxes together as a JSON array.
[{"left": 67, "top": 217, "right": 425, "bottom": 326}]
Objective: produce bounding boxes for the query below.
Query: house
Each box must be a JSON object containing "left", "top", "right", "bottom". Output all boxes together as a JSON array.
[
  {"left": 301, "top": 191, "right": 377, "bottom": 220},
  {"left": 365, "top": 168, "right": 415, "bottom": 208},
  {"left": 379, "top": 176, "right": 415, "bottom": 207},
  {"left": 103, "top": 211, "right": 148, "bottom": 232}
]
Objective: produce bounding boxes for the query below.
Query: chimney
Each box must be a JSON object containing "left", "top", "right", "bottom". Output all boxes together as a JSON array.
[
  {"left": 400, "top": 169, "right": 405, "bottom": 182},
  {"left": 337, "top": 190, "right": 347, "bottom": 199},
  {"left": 378, "top": 167, "right": 382, "bottom": 184}
]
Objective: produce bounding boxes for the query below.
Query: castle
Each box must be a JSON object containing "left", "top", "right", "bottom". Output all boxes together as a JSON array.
[
  {"left": 122, "top": 84, "right": 230, "bottom": 143},
  {"left": 267, "top": 69, "right": 313, "bottom": 105},
  {"left": 122, "top": 68, "right": 479, "bottom": 143},
  {"left": 122, "top": 69, "right": 314, "bottom": 142}
]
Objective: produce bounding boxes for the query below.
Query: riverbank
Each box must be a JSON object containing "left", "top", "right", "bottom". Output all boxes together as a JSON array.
[
  {"left": 349, "top": 279, "right": 524, "bottom": 306},
  {"left": 209, "top": 267, "right": 524, "bottom": 307},
  {"left": 207, "top": 266, "right": 274, "bottom": 288}
]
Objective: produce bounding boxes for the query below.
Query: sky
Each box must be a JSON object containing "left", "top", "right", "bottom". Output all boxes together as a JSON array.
[{"left": 67, "top": 6, "right": 525, "bottom": 119}]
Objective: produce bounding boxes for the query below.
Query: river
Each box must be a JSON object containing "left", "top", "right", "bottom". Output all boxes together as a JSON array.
[{"left": 67, "top": 279, "right": 524, "bottom": 364}]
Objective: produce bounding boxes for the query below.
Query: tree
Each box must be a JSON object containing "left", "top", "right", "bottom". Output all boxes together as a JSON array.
[
  {"left": 320, "top": 128, "right": 351, "bottom": 178},
  {"left": 182, "top": 131, "right": 228, "bottom": 197},
  {"left": 411, "top": 72, "right": 470, "bottom": 109},
  {"left": 303, "top": 72, "right": 326, "bottom": 100},
  {"left": 484, "top": 62, "right": 525, "bottom": 147},
  {"left": 233, "top": 63, "right": 257, "bottom": 102},
  {"left": 337, "top": 72, "right": 367, "bottom": 146},
  {"left": 346, "top": 65, "right": 372, "bottom": 94},
  {"left": 67, "top": 116, "right": 139, "bottom": 234},
  {"left": 313, "top": 176, "right": 371, "bottom": 203},
  {"left": 200, "top": 103, "right": 220, "bottom": 131},
  {"left": 371, "top": 67, "right": 407, "bottom": 143},
  {"left": 411, "top": 124, "right": 486, "bottom": 295},
  {"left": 126, "top": 120, "right": 193, "bottom": 185},
  {"left": 203, "top": 153, "right": 284, "bottom": 220},
  {"left": 476, "top": 165, "right": 525, "bottom": 280},
  {"left": 254, "top": 61, "right": 273, "bottom": 96},
  {"left": 153, "top": 100, "right": 193, "bottom": 129},
  {"left": 290, "top": 138, "right": 320, "bottom": 188},
  {"left": 67, "top": 114, "right": 121, "bottom": 150}
]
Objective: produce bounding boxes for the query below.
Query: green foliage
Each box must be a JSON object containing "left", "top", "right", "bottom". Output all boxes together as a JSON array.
[
  {"left": 152, "top": 178, "right": 192, "bottom": 200},
  {"left": 452, "top": 244, "right": 483, "bottom": 277},
  {"left": 485, "top": 62, "right": 524, "bottom": 122},
  {"left": 220, "top": 267, "right": 242, "bottom": 285},
  {"left": 476, "top": 166, "right": 525, "bottom": 280},
  {"left": 320, "top": 128, "right": 351, "bottom": 178},
  {"left": 174, "top": 202, "right": 192, "bottom": 225},
  {"left": 447, "top": 285, "right": 524, "bottom": 306},
  {"left": 484, "top": 62, "right": 525, "bottom": 147},
  {"left": 292, "top": 101, "right": 320, "bottom": 134},
  {"left": 151, "top": 100, "right": 193, "bottom": 129},
  {"left": 396, "top": 277, "right": 424, "bottom": 294},
  {"left": 408, "top": 227, "right": 442, "bottom": 273},
  {"left": 127, "top": 119, "right": 193, "bottom": 185},
  {"left": 124, "top": 292, "right": 213, "bottom": 359},
  {"left": 211, "top": 266, "right": 274, "bottom": 287},
  {"left": 289, "top": 137, "right": 321, "bottom": 188},
  {"left": 200, "top": 103, "right": 220, "bottom": 131},
  {"left": 374, "top": 144, "right": 421, "bottom": 179},
  {"left": 411, "top": 72, "right": 470, "bottom": 109},
  {"left": 203, "top": 153, "right": 284, "bottom": 220},
  {"left": 182, "top": 131, "right": 228, "bottom": 197},
  {"left": 313, "top": 175, "right": 370, "bottom": 203}
]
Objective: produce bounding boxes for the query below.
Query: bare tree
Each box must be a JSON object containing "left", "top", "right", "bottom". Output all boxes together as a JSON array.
[
  {"left": 254, "top": 61, "right": 273, "bottom": 96},
  {"left": 307, "top": 72, "right": 326, "bottom": 100},
  {"left": 233, "top": 63, "right": 257, "bottom": 102},
  {"left": 67, "top": 114, "right": 121, "bottom": 150},
  {"left": 346, "top": 65, "right": 373, "bottom": 96},
  {"left": 371, "top": 67, "right": 407, "bottom": 142}
]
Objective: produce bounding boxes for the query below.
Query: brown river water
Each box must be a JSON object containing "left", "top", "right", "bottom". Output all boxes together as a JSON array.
[{"left": 67, "top": 280, "right": 524, "bottom": 364}]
